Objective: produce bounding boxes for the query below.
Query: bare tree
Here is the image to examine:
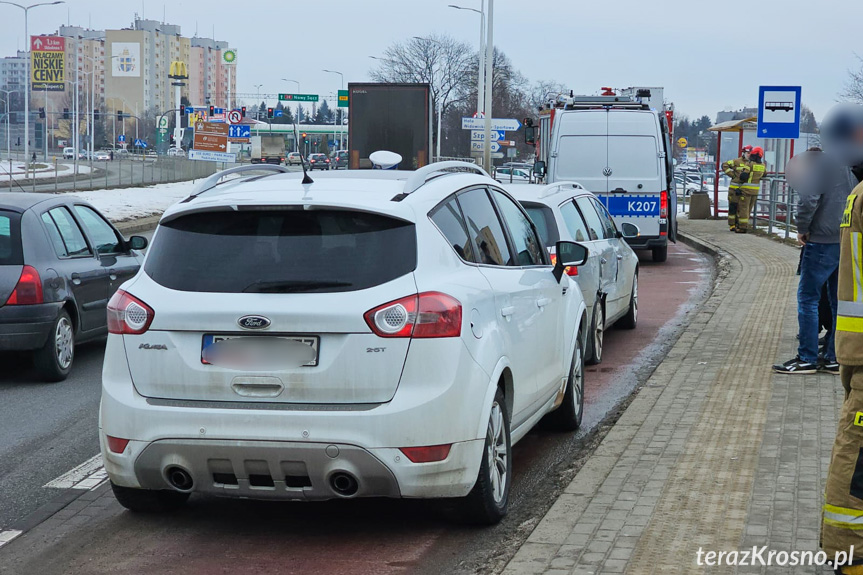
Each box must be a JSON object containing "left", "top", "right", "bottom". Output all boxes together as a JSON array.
[{"left": 839, "top": 54, "right": 863, "bottom": 104}]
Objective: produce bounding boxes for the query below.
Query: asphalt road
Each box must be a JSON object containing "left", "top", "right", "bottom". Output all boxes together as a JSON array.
[{"left": 0, "top": 240, "right": 712, "bottom": 575}]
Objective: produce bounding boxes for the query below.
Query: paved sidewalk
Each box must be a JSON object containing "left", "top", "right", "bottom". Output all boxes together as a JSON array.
[{"left": 503, "top": 219, "right": 845, "bottom": 575}]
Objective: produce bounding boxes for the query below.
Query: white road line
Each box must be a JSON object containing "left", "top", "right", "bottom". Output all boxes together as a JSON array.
[
  {"left": 0, "top": 529, "right": 22, "bottom": 548},
  {"left": 44, "top": 454, "right": 105, "bottom": 489}
]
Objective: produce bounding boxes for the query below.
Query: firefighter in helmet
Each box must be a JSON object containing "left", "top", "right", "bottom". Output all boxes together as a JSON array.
[
  {"left": 734, "top": 146, "right": 766, "bottom": 233},
  {"left": 722, "top": 145, "right": 753, "bottom": 231},
  {"left": 819, "top": 103, "right": 863, "bottom": 573}
]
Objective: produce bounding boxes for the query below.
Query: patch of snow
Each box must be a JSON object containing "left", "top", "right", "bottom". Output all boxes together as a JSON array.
[{"left": 65, "top": 180, "right": 198, "bottom": 222}]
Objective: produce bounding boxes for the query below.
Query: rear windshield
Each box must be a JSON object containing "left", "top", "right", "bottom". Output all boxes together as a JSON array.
[
  {"left": 0, "top": 211, "right": 22, "bottom": 265},
  {"left": 144, "top": 209, "right": 417, "bottom": 293}
]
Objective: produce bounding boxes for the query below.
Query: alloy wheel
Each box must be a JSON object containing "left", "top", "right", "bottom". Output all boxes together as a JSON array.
[
  {"left": 55, "top": 316, "right": 74, "bottom": 369},
  {"left": 486, "top": 402, "right": 508, "bottom": 504}
]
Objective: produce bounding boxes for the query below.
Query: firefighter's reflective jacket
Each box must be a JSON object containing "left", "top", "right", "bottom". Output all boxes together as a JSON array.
[
  {"left": 739, "top": 160, "right": 766, "bottom": 196},
  {"left": 837, "top": 181, "right": 863, "bottom": 365},
  {"left": 722, "top": 156, "right": 748, "bottom": 187}
]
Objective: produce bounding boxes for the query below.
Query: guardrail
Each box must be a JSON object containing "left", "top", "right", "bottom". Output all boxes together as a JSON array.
[{"left": 753, "top": 177, "right": 797, "bottom": 240}]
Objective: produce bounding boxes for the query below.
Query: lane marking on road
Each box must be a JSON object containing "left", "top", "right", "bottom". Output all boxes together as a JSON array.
[
  {"left": 0, "top": 529, "right": 22, "bottom": 548},
  {"left": 44, "top": 454, "right": 105, "bottom": 490}
]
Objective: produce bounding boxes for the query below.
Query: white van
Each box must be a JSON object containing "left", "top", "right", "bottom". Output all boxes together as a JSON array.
[{"left": 537, "top": 96, "right": 677, "bottom": 262}]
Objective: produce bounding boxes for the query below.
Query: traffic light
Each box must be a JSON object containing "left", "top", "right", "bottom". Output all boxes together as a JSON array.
[
  {"left": 93, "top": 108, "right": 100, "bottom": 119},
  {"left": 63, "top": 108, "right": 70, "bottom": 120},
  {"left": 241, "top": 106, "right": 246, "bottom": 118},
  {"left": 117, "top": 110, "right": 123, "bottom": 121},
  {"left": 209, "top": 105, "right": 215, "bottom": 117},
  {"left": 267, "top": 107, "right": 275, "bottom": 119},
  {"left": 39, "top": 107, "right": 45, "bottom": 119}
]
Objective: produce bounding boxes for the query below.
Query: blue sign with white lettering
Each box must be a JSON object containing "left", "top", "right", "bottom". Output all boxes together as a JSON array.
[
  {"left": 228, "top": 125, "right": 250, "bottom": 138},
  {"left": 600, "top": 195, "right": 660, "bottom": 218},
  {"left": 757, "top": 86, "right": 801, "bottom": 139}
]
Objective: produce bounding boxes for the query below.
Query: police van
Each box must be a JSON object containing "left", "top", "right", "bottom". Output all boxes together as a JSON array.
[{"left": 530, "top": 90, "right": 676, "bottom": 262}]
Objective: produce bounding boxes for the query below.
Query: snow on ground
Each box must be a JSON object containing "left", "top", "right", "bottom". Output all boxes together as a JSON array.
[
  {"left": 0, "top": 160, "right": 94, "bottom": 179},
  {"left": 66, "top": 180, "right": 198, "bottom": 222}
]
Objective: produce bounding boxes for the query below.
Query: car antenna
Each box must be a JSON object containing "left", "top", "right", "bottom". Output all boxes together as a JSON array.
[{"left": 293, "top": 123, "right": 314, "bottom": 184}]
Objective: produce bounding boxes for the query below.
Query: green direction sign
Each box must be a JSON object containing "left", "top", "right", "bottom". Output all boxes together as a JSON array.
[
  {"left": 279, "top": 93, "right": 319, "bottom": 102},
  {"left": 338, "top": 90, "right": 349, "bottom": 108}
]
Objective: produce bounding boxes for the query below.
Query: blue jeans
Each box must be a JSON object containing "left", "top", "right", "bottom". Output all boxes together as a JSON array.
[{"left": 797, "top": 242, "right": 839, "bottom": 363}]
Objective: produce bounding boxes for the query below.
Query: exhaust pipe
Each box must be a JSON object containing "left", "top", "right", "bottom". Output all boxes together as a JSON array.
[
  {"left": 166, "top": 466, "right": 194, "bottom": 491},
  {"left": 329, "top": 472, "right": 359, "bottom": 497}
]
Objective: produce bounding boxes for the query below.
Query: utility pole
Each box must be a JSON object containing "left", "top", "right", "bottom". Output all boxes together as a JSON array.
[{"left": 482, "top": 0, "right": 494, "bottom": 170}]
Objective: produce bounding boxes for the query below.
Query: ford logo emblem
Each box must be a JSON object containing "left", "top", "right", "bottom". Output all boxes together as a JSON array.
[{"left": 237, "top": 315, "right": 271, "bottom": 330}]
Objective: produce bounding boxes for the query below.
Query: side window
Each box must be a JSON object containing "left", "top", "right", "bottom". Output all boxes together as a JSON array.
[
  {"left": 491, "top": 190, "right": 544, "bottom": 266},
  {"left": 590, "top": 197, "right": 618, "bottom": 239},
  {"left": 456, "top": 188, "right": 513, "bottom": 267},
  {"left": 574, "top": 197, "right": 604, "bottom": 241},
  {"left": 41, "top": 212, "right": 68, "bottom": 257},
  {"left": 430, "top": 196, "right": 475, "bottom": 263},
  {"left": 559, "top": 201, "right": 591, "bottom": 243},
  {"left": 74, "top": 205, "right": 121, "bottom": 254},
  {"left": 46, "top": 207, "right": 91, "bottom": 257}
]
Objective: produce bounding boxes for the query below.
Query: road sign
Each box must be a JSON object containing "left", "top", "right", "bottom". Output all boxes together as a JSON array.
[
  {"left": 472, "top": 151, "right": 504, "bottom": 159},
  {"left": 461, "top": 117, "right": 522, "bottom": 131},
  {"left": 228, "top": 125, "right": 250, "bottom": 138},
  {"left": 134, "top": 138, "right": 148, "bottom": 148},
  {"left": 118, "top": 134, "right": 126, "bottom": 143},
  {"left": 506, "top": 147, "right": 517, "bottom": 158},
  {"left": 195, "top": 122, "right": 230, "bottom": 136},
  {"left": 757, "top": 86, "right": 801, "bottom": 139},
  {"left": 471, "top": 141, "right": 501, "bottom": 153},
  {"left": 227, "top": 110, "right": 242, "bottom": 124},
  {"left": 30, "top": 36, "right": 65, "bottom": 92},
  {"left": 471, "top": 130, "right": 505, "bottom": 142},
  {"left": 158, "top": 117, "right": 169, "bottom": 129},
  {"left": 338, "top": 90, "right": 349, "bottom": 108},
  {"left": 188, "top": 149, "right": 236, "bottom": 163},
  {"left": 677, "top": 137, "right": 687, "bottom": 148},
  {"left": 274, "top": 110, "right": 283, "bottom": 117},
  {"left": 279, "top": 93, "right": 319, "bottom": 102},
  {"left": 498, "top": 140, "right": 516, "bottom": 147},
  {"left": 193, "top": 121, "right": 229, "bottom": 152}
]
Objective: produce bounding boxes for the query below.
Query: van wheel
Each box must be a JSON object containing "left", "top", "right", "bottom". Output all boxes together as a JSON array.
[
  {"left": 34, "top": 309, "right": 74, "bottom": 382},
  {"left": 619, "top": 272, "right": 638, "bottom": 329},
  {"left": 111, "top": 482, "right": 190, "bottom": 513},
  {"left": 652, "top": 245, "right": 668, "bottom": 262},
  {"left": 460, "top": 387, "right": 510, "bottom": 525},
  {"left": 541, "top": 336, "right": 585, "bottom": 431},
  {"left": 586, "top": 302, "right": 603, "bottom": 365}
]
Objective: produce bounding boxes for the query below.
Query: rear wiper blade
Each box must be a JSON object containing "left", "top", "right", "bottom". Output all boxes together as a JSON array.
[{"left": 242, "top": 280, "right": 353, "bottom": 293}]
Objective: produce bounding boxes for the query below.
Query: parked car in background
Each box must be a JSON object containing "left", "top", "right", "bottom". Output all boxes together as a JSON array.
[
  {"left": 93, "top": 150, "right": 111, "bottom": 161},
  {"left": 308, "top": 153, "right": 331, "bottom": 170},
  {"left": 167, "top": 148, "right": 185, "bottom": 157},
  {"left": 0, "top": 193, "right": 147, "bottom": 381},
  {"left": 99, "top": 161, "right": 589, "bottom": 524},
  {"left": 332, "top": 150, "right": 349, "bottom": 169},
  {"left": 495, "top": 167, "right": 532, "bottom": 183},
  {"left": 62, "top": 147, "right": 75, "bottom": 159},
  {"left": 508, "top": 181, "right": 639, "bottom": 365},
  {"left": 286, "top": 152, "right": 304, "bottom": 166}
]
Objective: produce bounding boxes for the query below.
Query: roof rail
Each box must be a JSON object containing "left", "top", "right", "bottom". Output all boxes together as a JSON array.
[
  {"left": 182, "top": 164, "right": 293, "bottom": 202},
  {"left": 537, "top": 181, "right": 586, "bottom": 199},
  {"left": 402, "top": 161, "right": 490, "bottom": 196}
]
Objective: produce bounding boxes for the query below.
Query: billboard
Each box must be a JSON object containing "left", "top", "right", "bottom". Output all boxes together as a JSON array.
[
  {"left": 112, "top": 42, "right": 141, "bottom": 77},
  {"left": 348, "top": 83, "right": 431, "bottom": 169},
  {"left": 30, "top": 36, "right": 65, "bottom": 91}
]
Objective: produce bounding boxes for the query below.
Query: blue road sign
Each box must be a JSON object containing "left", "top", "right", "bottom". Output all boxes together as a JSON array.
[
  {"left": 214, "top": 107, "right": 224, "bottom": 115},
  {"left": 328, "top": 140, "right": 335, "bottom": 147},
  {"left": 274, "top": 110, "right": 283, "bottom": 117},
  {"left": 228, "top": 125, "right": 251, "bottom": 138},
  {"left": 134, "top": 138, "right": 148, "bottom": 148},
  {"left": 757, "top": 86, "right": 801, "bottom": 139},
  {"left": 118, "top": 134, "right": 126, "bottom": 143},
  {"left": 185, "top": 106, "right": 196, "bottom": 115}
]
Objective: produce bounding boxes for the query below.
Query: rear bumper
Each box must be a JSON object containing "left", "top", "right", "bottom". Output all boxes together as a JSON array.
[
  {"left": 624, "top": 236, "right": 667, "bottom": 251},
  {"left": 0, "top": 302, "right": 62, "bottom": 350}
]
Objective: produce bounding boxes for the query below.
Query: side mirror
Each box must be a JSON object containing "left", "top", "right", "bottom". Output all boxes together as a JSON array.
[
  {"left": 533, "top": 160, "right": 546, "bottom": 178},
  {"left": 524, "top": 125, "right": 536, "bottom": 146},
  {"left": 553, "top": 241, "right": 588, "bottom": 282},
  {"left": 128, "top": 235, "right": 149, "bottom": 251},
  {"left": 618, "top": 222, "right": 640, "bottom": 239}
]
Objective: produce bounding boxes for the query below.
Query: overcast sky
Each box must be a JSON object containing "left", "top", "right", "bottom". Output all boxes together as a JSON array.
[{"left": 2, "top": 0, "right": 861, "bottom": 123}]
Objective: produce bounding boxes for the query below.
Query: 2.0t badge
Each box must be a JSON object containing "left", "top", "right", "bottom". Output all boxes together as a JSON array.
[{"left": 237, "top": 315, "right": 271, "bottom": 330}]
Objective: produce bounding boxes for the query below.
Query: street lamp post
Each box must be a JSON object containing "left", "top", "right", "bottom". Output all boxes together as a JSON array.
[
  {"left": 0, "top": 89, "right": 17, "bottom": 163},
  {"left": 0, "top": 0, "right": 65, "bottom": 176},
  {"left": 448, "top": 2, "right": 485, "bottom": 117},
  {"left": 254, "top": 83, "right": 263, "bottom": 120},
  {"left": 482, "top": 0, "right": 494, "bottom": 169},
  {"left": 322, "top": 70, "right": 343, "bottom": 151}
]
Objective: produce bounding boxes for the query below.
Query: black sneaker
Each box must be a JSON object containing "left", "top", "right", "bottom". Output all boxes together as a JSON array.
[
  {"left": 818, "top": 360, "right": 840, "bottom": 375},
  {"left": 773, "top": 357, "right": 818, "bottom": 374}
]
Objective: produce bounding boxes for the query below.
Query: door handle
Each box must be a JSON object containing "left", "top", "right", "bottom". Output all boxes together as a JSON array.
[
  {"left": 536, "top": 297, "right": 551, "bottom": 308},
  {"left": 500, "top": 306, "right": 515, "bottom": 318},
  {"left": 70, "top": 273, "right": 82, "bottom": 286},
  {"left": 616, "top": 254, "right": 623, "bottom": 261},
  {"left": 600, "top": 257, "right": 607, "bottom": 264},
  {"left": 108, "top": 268, "right": 117, "bottom": 281}
]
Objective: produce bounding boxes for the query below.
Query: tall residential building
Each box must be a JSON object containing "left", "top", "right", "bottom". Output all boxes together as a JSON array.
[
  {"left": 190, "top": 37, "right": 236, "bottom": 109},
  {"left": 0, "top": 50, "right": 28, "bottom": 96}
]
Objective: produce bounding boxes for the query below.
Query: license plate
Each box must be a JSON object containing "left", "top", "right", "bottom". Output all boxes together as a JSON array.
[{"left": 202, "top": 334, "right": 319, "bottom": 367}]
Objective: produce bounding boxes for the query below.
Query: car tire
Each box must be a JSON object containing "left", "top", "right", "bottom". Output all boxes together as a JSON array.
[
  {"left": 460, "top": 387, "right": 511, "bottom": 525},
  {"left": 652, "top": 245, "right": 668, "bottom": 263},
  {"left": 540, "top": 335, "right": 585, "bottom": 431},
  {"left": 111, "top": 482, "right": 190, "bottom": 513},
  {"left": 586, "top": 301, "right": 603, "bottom": 365},
  {"left": 619, "top": 272, "right": 638, "bottom": 330},
  {"left": 34, "top": 309, "right": 74, "bottom": 382}
]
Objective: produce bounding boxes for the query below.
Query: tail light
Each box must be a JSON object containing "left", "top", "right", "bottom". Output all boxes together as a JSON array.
[
  {"left": 549, "top": 252, "right": 578, "bottom": 276},
  {"left": 107, "top": 290, "right": 154, "bottom": 334},
  {"left": 106, "top": 435, "right": 129, "bottom": 454},
  {"left": 364, "top": 292, "right": 462, "bottom": 338},
  {"left": 660, "top": 190, "right": 668, "bottom": 218},
  {"left": 310, "top": 159, "right": 316, "bottom": 163},
  {"left": 6, "top": 265, "right": 43, "bottom": 305},
  {"left": 400, "top": 444, "right": 452, "bottom": 463}
]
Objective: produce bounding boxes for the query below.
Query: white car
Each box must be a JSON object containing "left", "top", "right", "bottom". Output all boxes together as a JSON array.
[
  {"left": 167, "top": 148, "right": 185, "bottom": 157},
  {"left": 508, "top": 182, "right": 639, "bottom": 365},
  {"left": 100, "top": 161, "right": 590, "bottom": 524},
  {"left": 62, "top": 147, "right": 75, "bottom": 159},
  {"left": 93, "top": 150, "right": 111, "bottom": 161},
  {"left": 495, "top": 167, "right": 532, "bottom": 183}
]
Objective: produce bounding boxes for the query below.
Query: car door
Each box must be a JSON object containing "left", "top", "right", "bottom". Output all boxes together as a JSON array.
[
  {"left": 589, "top": 196, "right": 627, "bottom": 318},
  {"left": 40, "top": 206, "right": 108, "bottom": 333},
  {"left": 558, "top": 199, "right": 601, "bottom": 318},
  {"left": 72, "top": 204, "right": 140, "bottom": 295},
  {"left": 490, "top": 188, "right": 563, "bottom": 410},
  {"left": 574, "top": 196, "right": 616, "bottom": 324},
  {"left": 455, "top": 187, "right": 540, "bottom": 427}
]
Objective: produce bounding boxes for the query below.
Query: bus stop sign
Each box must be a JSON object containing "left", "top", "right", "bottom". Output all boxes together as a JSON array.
[{"left": 757, "top": 86, "right": 801, "bottom": 139}]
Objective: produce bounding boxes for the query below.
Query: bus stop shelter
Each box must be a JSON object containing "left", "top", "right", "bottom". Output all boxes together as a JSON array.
[{"left": 707, "top": 116, "right": 757, "bottom": 217}]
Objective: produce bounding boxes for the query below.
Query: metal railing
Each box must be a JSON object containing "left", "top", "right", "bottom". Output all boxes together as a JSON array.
[{"left": 753, "top": 176, "right": 797, "bottom": 240}]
